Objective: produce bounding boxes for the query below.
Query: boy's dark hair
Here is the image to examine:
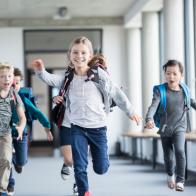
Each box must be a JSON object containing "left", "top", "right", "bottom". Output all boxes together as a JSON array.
[
  {"left": 163, "top": 60, "right": 183, "bottom": 74},
  {"left": 14, "top": 68, "right": 23, "bottom": 80}
]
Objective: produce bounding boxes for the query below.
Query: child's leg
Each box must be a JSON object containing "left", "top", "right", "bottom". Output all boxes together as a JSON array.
[
  {"left": 12, "top": 134, "right": 28, "bottom": 172},
  {"left": 59, "top": 126, "right": 73, "bottom": 166},
  {"left": 0, "top": 134, "right": 12, "bottom": 192},
  {"left": 88, "top": 127, "right": 109, "bottom": 175},
  {"left": 59, "top": 126, "right": 73, "bottom": 180},
  {"left": 8, "top": 168, "right": 14, "bottom": 186},
  {"left": 161, "top": 136, "right": 175, "bottom": 176},
  {"left": 71, "top": 125, "right": 89, "bottom": 196},
  {"left": 173, "top": 131, "right": 186, "bottom": 183}
]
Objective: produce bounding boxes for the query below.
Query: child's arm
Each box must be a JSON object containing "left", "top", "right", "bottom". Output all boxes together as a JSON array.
[
  {"left": 24, "top": 97, "right": 53, "bottom": 141},
  {"left": 30, "top": 59, "right": 64, "bottom": 88},
  {"left": 98, "top": 68, "right": 142, "bottom": 124},
  {"left": 16, "top": 106, "right": 26, "bottom": 140},
  {"left": 145, "top": 92, "right": 160, "bottom": 129}
]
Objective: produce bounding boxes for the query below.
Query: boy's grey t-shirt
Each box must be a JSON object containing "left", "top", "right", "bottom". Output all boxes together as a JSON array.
[
  {"left": 146, "top": 85, "right": 187, "bottom": 134},
  {"left": 0, "top": 88, "right": 23, "bottom": 136},
  {"left": 164, "top": 88, "right": 186, "bottom": 132}
]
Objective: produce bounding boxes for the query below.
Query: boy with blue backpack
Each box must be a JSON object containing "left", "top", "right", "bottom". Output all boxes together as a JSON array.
[
  {"left": 7, "top": 68, "right": 53, "bottom": 196},
  {"left": 145, "top": 60, "right": 196, "bottom": 192}
]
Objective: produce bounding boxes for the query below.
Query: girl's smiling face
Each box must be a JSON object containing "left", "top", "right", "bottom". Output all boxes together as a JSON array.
[
  {"left": 69, "top": 43, "right": 92, "bottom": 69},
  {"left": 164, "top": 65, "right": 182, "bottom": 90}
]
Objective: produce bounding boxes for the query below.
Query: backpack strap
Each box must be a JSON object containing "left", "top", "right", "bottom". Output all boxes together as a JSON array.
[
  {"left": 180, "top": 82, "right": 190, "bottom": 108},
  {"left": 60, "top": 67, "right": 74, "bottom": 96},
  {"left": 153, "top": 83, "right": 167, "bottom": 111},
  {"left": 86, "top": 64, "right": 99, "bottom": 83},
  {"left": 10, "top": 88, "right": 17, "bottom": 111},
  {"left": 180, "top": 82, "right": 191, "bottom": 132}
]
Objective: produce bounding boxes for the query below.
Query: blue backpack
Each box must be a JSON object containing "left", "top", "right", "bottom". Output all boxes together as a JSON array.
[{"left": 153, "top": 82, "right": 190, "bottom": 128}]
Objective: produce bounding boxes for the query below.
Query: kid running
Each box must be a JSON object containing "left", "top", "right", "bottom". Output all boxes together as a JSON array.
[
  {"left": 31, "top": 36, "right": 141, "bottom": 196},
  {"left": 7, "top": 67, "right": 53, "bottom": 196},
  {"left": 0, "top": 63, "right": 26, "bottom": 196},
  {"left": 145, "top": 60, "right": 196, "bottom": 192}
]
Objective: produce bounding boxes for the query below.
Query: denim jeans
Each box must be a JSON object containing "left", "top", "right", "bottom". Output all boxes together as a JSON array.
[
  {"left": 8, "top": 134, "right": 28, "bottom": 188},
  {"left": 71, "top": 124, "right": 109, "bottom": 196}
]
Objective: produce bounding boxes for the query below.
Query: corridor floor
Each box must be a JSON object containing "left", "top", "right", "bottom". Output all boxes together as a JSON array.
[{"left": 14, "top": 155, "right": 196, "bottom": 196}]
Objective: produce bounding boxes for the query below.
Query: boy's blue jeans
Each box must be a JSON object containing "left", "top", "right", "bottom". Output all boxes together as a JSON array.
[
  {"left": 8, "top": 134, "right": 28, "bottom": 187},
  {"left": 71, "top": 124, "right": 109, "bottom": 196}
]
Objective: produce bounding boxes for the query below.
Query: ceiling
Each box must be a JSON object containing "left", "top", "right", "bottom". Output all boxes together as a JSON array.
[
  {"left": 0, "top": 0, "right": 164, "bottom": 27},
  {"left": 0, "top": 0, "right": 135, "bottom": 19}
]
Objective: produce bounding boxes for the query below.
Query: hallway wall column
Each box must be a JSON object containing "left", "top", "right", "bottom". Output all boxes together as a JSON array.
[
  {"left": 142, "top": 12, "right": 160, "bottom": 116},
  {"left": 126, "top": 28, "right": 143, "bottom": 132},
  {"left": 141, "top": 11, "right": 160, "bottom": 159},
  {"left": 163, "top": 0, "right": 184, "bottom": 64}
]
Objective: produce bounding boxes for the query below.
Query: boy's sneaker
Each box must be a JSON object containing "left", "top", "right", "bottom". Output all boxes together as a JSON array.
[
  {"left": 7, "top": 186, "right": 14, "bottom": 196},
  {"left": 167, "top": 174, "right": 175, "bottom": 189},
  {"left": 60, "top": 164, "right": 72, "bottom": 180},
  {"left": 176, "top": 182, "right": 184, "bottom": 191},
  {"left": 73, "top": 183, "right": 78, "bottom": 195}
]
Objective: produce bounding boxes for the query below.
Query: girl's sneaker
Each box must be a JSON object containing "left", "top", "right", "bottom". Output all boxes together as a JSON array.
[
  {"left": 176, "top": 182, "right": 184, "bottom": 191},
  {"left": 84, "top": 191, "right": 91, "bottom": 196},
  {"left": 60, "top": 164, "right": 72, "bottom": 180},
  {"left": 167, "top": 174, "right": 175, "bottom": 189}
]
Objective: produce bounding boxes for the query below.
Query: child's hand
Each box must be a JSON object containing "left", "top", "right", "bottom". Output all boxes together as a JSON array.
[
  {"left": 30, "top": 59, "right": 45, "bottom": 71},
  {"left": 129, "top": 114, "right": 142, "bottom": 125},
  {"left": 16, "top": 126, "right": 23, "bottom": 140},
  {"left": 44, "top": 128, "right": 53, "bottom": 141},
  {"left": 53, "top": 96, "right": 63, "bottom": 104},
  {"left": 144, "top": 120, "right": 155, "bottom": 129}
]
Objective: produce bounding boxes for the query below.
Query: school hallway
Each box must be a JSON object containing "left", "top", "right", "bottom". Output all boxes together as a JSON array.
[{"left": 13, "top": 151, "right": 196, "bottom": 196}]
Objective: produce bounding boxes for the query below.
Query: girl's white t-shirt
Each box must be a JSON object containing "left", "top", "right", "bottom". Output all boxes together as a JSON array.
[{"left": 68, "top": 74, "right": 106, "bottom": 128}]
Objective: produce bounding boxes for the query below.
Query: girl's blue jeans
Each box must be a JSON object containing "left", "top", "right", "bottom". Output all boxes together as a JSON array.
[
  {"left": 71, "top": 124, "right": 109, "bottom": 196},
  {"left": 9, "top": 134, "right": 28, "bottom": 187}
]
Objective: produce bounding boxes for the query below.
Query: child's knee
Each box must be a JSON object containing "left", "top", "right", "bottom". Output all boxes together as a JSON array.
[{"left": 93, "top": 163, "right": 109, "bottom": 175}]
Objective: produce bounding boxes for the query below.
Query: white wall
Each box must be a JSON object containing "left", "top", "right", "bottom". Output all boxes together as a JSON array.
[{"left": 0, "top": 28, "right": 24, "bottom": 75}]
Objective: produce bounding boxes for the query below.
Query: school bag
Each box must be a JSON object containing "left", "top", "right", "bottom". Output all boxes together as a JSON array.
[
  {"left": 51, "top": 63, "right": 116, "bottom": 128},
  {"left": 153, "top": 82, "right": 190, "bottom": 128}
]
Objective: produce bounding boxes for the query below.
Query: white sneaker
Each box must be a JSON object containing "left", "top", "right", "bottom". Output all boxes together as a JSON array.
[
  {"left": 167, "top": 174, "right": 175, "bottom": 189},
  {"left": 176, "top": 182, "right": 184, "bottom": 191},
  {"left": 60, "top": 164, "right": 72, "bottom": 180}
]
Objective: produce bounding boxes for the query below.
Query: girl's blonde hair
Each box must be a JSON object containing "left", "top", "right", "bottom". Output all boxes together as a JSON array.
[
  {"left": 67, "top": 36, "right": 94, "bottom": 67},
  {"left": 0, "top": 62, "right": 14, "bottom": 72}
]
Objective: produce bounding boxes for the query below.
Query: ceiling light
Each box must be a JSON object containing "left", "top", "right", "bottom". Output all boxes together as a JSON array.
[{"left": 53, "top": 6, "right": 71, "bottom": 20}]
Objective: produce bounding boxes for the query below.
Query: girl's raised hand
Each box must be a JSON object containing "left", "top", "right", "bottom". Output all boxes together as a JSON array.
[{"left": 30, "top": 59, "right": 45, "bottom": 71}]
